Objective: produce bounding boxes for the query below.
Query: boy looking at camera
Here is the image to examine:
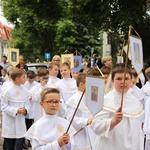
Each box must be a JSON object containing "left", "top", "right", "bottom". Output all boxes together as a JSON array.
[
  {"left": 91, "top": 63, "right": 144, "bottom": 150},
  {"left": 25, "top": 88, "right": 75, "bottom": 150}
]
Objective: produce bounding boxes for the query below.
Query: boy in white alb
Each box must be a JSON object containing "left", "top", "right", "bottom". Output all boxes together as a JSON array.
[
  {"left": 0, "top": 69, "right": 13, "bottom": 92},
  {"left": 23, "top": 70, "right": 38, "bottom": 148},
  {"left": 47, "top": 62, "right": 60, "bottom": 87},
  {"left": 66, "top": 73, "right": 96, "bottom": 149},
  {"left": 1, "top": 68, "right": 31, "bottom": 150},
  {"left": 130, "top": 68, "right": 145, "bottom": 138},
  {"left": 25, "top": 88, "right": 76, "bottom": 150},
  {"left": 54, "top": 62, "right": 77, "bottom": 104},
  {"left": 142, "top": 67, "right": 150, "bottom": 150},
  {"left": 47, "top": 62, "right": 66, "bottom": 117},
  {"left": 0, "top": 69, "right": 13, "bottom": 106},
  {"left": 0, "top": 69, "right": 13, "bottom": 150},
  {"left": 91, "top": 63, "right": 144, "bottom": 150},
  {"left": 29, "top": 67, "right": 49, "bottom": 122},
  {"left": 24, "top": 70, "right": 38, "bottom": 124},
  {"left": 130, "top": 68, "right": 144, "bottom": 100}
]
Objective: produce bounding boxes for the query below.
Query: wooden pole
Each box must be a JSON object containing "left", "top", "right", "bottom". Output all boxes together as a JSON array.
[
  {"left": 96, "top": 65, "right": 105, "bottom": 77},
  {"left": 121, "top": 40, "right": 126, "bottom": 58},
  {"left": 66, "top": 89, "right": 85, "bottom": 133},
  {"left": 75, "top": 50, "right": 77, "bottom": 56},
  {"left": 120, "top": 26, "right": 132, "bottom": 111}
]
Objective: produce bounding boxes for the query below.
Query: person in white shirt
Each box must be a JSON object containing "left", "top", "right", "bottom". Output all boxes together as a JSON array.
[
  {"left": 142, "top": 67, "right": 150, "bottom": 150},
  {"left": 91, "top": 63, "right": 144, "bottom": 150},
  {"left": 47, "top": 62, "right": 60, "bottom": 87},
  {"left": 29, "top": 67, "right": 49, "bottom": 122},
  {"left": 23, "top": 70, "right": 38, "bottom": 148},
  {"left": 0, "top": 69, "right": 13, "bottom": 150},
  {"left": 1, "top": 68, "right": 31, "bottom": 150},
  {"left": 0, "top": 56, "right": 11, "bottom": 70},
  {"left": 66, "top": 73, "right": 96, "bottom": 149},
  {"left": 25, "top": 88, "right": 76, "bottom": 150},
  {"left": 0, "top": 68, "right": 9, "bottom": 84},
  {"left": 54, "top": 62, "right": 77, "bottom": 104}
]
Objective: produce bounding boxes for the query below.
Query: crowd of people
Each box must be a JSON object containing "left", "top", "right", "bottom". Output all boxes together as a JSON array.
[{"left": 0, "top": 54, "right": 150, "bottom": 150}]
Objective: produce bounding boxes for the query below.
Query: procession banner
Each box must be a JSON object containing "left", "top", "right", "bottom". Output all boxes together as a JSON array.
[
  {"left": 85, "top": 76, "right": 105, "bottom": 115},
  {"left": 8, "top": 48, "right": 19, "bottom": 66},
  {"left": 61, "top": 54, "right": 74, "bottom": 69},
  {"left": 129, "top": 35, "right": 143, "bottom": 74},
  {"left": 72, "top": 55, "right": 82, "bottom": 72}
]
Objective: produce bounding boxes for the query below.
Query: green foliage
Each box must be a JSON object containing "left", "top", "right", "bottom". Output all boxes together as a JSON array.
[
  {"left": 55, "top": 19, "right": 77, "bottom": 53},
  {"left": 1, "top": 0, "right": 150, "bottom": 61}
]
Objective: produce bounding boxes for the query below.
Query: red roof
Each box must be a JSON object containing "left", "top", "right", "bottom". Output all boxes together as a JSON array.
[
  {"left": 4, "top": 25, "right": 12, "bottom": 40},
  {"left": 0, "top": 22, "right": 12, "bottom": 40}
]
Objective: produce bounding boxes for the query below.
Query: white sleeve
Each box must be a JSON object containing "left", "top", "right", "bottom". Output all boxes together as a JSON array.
[
  {"left": 1, "top": 96, "right": 18, "bottom": 117},
  {"left": 30, "top": 138, "right": 75, "bottom": 150},
  {"left": 30, "top": 139, "right": 62, "bottom": 150},
  {"left": 30, "top": 86, "right": 42, "bottom": 102},
  {"left": 66, "top": 106, "right": 88, "bottom": 131},
  {"left": 91, "top": 109, "right": 114, "bottom": 138}
]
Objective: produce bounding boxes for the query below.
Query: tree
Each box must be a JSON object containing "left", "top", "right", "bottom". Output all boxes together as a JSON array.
[
  {"left": 2, "top": 0, "right": 66, "bottom": 60},
  {"left": 2, "top": 0, "right": 102, "bottom": 60},
  {"left": 2, "top": 0, "right": 150, "bottom": 61},
  {"left": 78, "top": 0, "right": 150, "bottom": 59}
]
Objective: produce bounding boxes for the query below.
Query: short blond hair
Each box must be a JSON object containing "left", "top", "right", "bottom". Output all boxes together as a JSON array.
[
  {"left": 101, "top": 56, "right": 112, "bottom": 64},
  {"left": 40, "top": 88, "right": 60, "bottom": 101},
  {"left": 60, "top": 62, "right": 71, "bottom": 69},
  {"left": 52, "top": 55, "right": 60, "bottom": 61}
]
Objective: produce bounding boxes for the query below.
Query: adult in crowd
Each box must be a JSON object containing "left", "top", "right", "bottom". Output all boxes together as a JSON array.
[
  {"left": 52, "top": 55, "right": 61, "bottom": 79},
  {"left": 16, "top": 55, "right": 28, "bottom": 72},
  {"left": 101, "top": 55, "right": 112, "bottom": 68},
  {"left": 0, "top": 56, "right": 11, "bottom": 70}
]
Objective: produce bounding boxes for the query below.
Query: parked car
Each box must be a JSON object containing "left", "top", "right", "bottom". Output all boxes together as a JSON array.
[{"left": 26, "top": 63, "right": 48, "bottom": 73}]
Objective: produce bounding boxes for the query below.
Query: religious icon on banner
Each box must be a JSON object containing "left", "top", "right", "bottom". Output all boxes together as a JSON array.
[
  {"left": 72, "top": 56, "right": 82, "bottom": 72},
  {"left": 61, "top": 54, "right": 74, "bottom": 68},
  {"left": 85, "top": 76, "right": 105, "bottom": 115},
  {"left": 8, "top": 48, "right": 19, "bottom": 66},
  {"left": 129, "top": 35, "right": 143, "bottom": 74}
]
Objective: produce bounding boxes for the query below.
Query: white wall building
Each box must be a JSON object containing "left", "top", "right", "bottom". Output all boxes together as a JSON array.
[
  {"left": 102, "top": 32, "right": 111, "bottom": 57},
  {"left": 0, "top": 5, "right": 13, "bottom": 60}
]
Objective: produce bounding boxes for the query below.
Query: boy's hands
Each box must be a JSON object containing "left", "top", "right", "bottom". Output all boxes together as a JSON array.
[
  {"left": 110, "top": 107, "right": 123, "bottom": 130},
  {"left": 58, "top": 133, "right": 70, "bottom": 147},
  {"left": 17, "top": 107, "right": 27, "bottom": 115}
]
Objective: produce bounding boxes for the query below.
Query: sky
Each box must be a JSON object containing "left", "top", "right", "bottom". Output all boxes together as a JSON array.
[{"left": 0, "top": 7, "right": 14, "bottom": 28}]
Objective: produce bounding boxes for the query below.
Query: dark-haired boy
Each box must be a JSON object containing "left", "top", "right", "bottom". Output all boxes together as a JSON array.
[{"left": 91, "top": 63, "right": 144, "bottom": 150}]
